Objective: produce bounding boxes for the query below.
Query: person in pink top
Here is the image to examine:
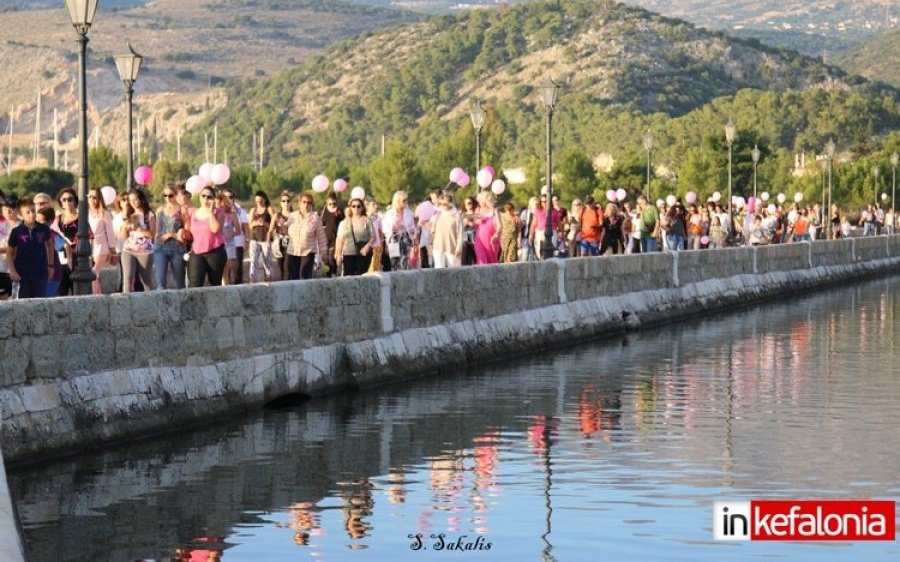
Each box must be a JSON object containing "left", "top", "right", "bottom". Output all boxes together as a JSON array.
[
  {"left": 528, "top": 194, "right": 561, "bottom": 259},
  {"left": 474, "top": 191, "right": 501, "bottom": 265},
  {"left": 186, "top": 186, "right": 226, "bottom": 287}
]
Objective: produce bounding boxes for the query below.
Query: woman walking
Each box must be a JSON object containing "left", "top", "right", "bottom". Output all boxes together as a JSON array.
[
  {"left": 120, "top": 189, "right": 156, "bottom": 293},
  {"left": 474, "top": 191, "right": 501, "bottom": 265},
  {"left": 248, "top": 191, "right": 276, "bottom": 283},
  {"left": 186, "top": 186, "right": 226, "bottom": 287},
  {"left": 382, "top": 191, "right": 417, "bottom": 271},
  {"left": 498, "top": 202, "right": 521, "bottom": 264},
  {"left": 55, "top": 187, "right": 79, "bottom": 296},
  {"left": 335, "top": 198, "right": 374, "bottom": 276},
  {"left": 87, "top": 187, "right": 116, "bottom": 294},
  {"left": 285, "top": 192, "right": 328, "bottom": 280},
  {"left": 153, "top": 184, "right": 188, "bottom": 289}
]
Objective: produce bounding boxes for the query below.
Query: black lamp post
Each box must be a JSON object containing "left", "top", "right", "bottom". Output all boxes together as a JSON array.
[
  {"left": 469, "top": 99, "right": 485, "bottom": 178},
  {"left": 891, "top": 151, "right": 898, "bottom": 228},
  {"left": 540, "top": 79, "right": 560, "bottom": 261},
  {"left": 751, "top": 144, "right": 760, "bottom": 202},
  {"left": 826, "top": 138, "right": 835, "bottom": 239},
  {"left": 115, "top": 42, "right": 143, "bottom": 190},
  {"left": 724, "top": 118, "right": 736, "bottom": 240},
  {"left": 873, "top": 166, "right": 880, "bottom": 209},
  {"left": 643, "top": 131, "right": 653, "bottom": 200},
  {"left": 64, "top": 0, "right": 98, "bottom": 296}
]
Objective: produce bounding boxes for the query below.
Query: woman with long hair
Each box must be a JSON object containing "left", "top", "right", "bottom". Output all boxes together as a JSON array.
[
  {"left": 186, "top": 185, "right": 226, "bottom": 287},
  {"left": 474, "top": 191, "right": 501, "bottom": 265},
  {"left": 285, "top": 192, "right": 328, "bottom": 280},
  {"left": 273, "top": 190, "right": 292, "bottom": 280},
  {"left": 498, "top": 202, "right": 521, "bottom": 264},
  {"left": 335, "top": 198, "right": 374, "bottom": 276},
  {"left": 153, "top": 184, "right": 188, "bottom": 289},
  {"left": 87, "top": 187, "right": 116, "bottom": 294},
  {"left": 248, "top": 190, "right": 276, "bottom": 282},
  {"left": 461, "top": 197, "right": 478, "bottom": 266},
  {"left": 55, "top": 187, "right": 79, "bottom": 296},
  {"left": 217, "top": 192, "right": 240, "bottom": 286},
  {"left": 381, "top": 190, "right": 416, "bottom": 271},
  {"left": 365, "top": 197, "right": 385, "bottom": 272},
  {"left": 119, "top": 189, "right": 157, "bottom": 293}
]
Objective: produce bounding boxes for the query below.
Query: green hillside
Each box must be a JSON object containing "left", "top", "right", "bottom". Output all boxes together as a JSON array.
[
  {"left": 837, "top": 30, "right": 900, "bottom": 89},
  {"left": 172, "top": 0, "right": 899, "bottom": 208}
]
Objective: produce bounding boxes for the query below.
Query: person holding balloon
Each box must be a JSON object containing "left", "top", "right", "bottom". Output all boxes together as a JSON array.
[
  {"left": 473, "top": 191, "right": 501, "bottom": 265},
  {"left": 120, "top": 189, "right": 157, "bottom": 293},
  {"left": 185, "top": 185, "right": 226, "bottom": 287},
  {"left": 153, "top": 183, "right": 188, "bottom": 290},
  {"left": 87, "top": 187, "right": 116, "bottom": 294}
]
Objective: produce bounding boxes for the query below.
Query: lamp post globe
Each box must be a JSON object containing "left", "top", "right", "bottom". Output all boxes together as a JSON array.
[
  {"left": 115, "top": 42, "right": 143, "bottom": 190},
  {"left": 469, "top": 99, "right": 485, "bottom": 184},
  {"left": 539, "top": 79, "right": 560, "bottom": 261},
  {"left": 643, "top": 131, "right": 653, "bottom": 200},
  {"left": 873, "top": 166, "right": 880, "bottom": 208},
  {"left": 64, "top": 0, "right": 99, "bottom": 296}
]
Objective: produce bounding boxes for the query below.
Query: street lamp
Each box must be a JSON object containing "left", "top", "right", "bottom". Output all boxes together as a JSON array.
[
  {"left": 469, "top": 99, "right": 485, "bottom": 177},
  {"left": 751, "top": 144, "right": 760, "bottom": 202},
  {"left": 539, "top": 79, "right": 560, "bottom": 260},
  {"left": 115, "top": 42, "right": 143, "bottom": 190},
  {"left": 872, "top": 166, "right": 880, "bottom": 210},
  {"left": 826, "top": 138, "right": 835, "bottom": 239},
  {"left": 724, "top": 118, "right": 736, "bottom": 239},
  {"left": 891, "top": 151, "right": 898, "bottom": 229},
  {"left": 643, "top": 131, "right": 653, "bottom": 200},
  {"left": 64, "top": 0, "right": 98, "bottom": 296}
]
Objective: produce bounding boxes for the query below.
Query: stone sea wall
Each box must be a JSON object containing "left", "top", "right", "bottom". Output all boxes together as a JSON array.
[{"left": 1, "top": 236, "right": 899, "bottom": 464}]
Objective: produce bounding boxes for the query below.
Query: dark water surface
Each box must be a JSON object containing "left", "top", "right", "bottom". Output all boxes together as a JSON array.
[{"left": 9, "top": 276, "right": 900, "bottom": 561}]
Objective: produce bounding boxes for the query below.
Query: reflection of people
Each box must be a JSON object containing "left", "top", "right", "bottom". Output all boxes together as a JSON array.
[
  {"left": 578, "top": 386, "right": 622, "bottom": 440},
  {"left": 338, "top": 478, "right": 374, "bottom": 540},
  {"left": 280, "top": 501, "right": 320, "bottom": 547},
  {"left": 386, "top": 467, "right": 407, "bottom": 504},
  {"left": 173, "top": 537, "right": 224, "bottom": 562}
]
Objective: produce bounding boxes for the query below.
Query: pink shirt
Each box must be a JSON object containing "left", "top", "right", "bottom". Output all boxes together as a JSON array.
[
  {"left": 533, "top": 208, "right": 561, "bottom": 231},
  {"left": 190, "top": 209, "right": 225, "bottom": 254}
]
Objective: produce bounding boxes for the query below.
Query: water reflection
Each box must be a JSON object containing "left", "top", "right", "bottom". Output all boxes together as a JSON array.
[{"left": 9, "top": 277, "right": 900, "bottom": 561}]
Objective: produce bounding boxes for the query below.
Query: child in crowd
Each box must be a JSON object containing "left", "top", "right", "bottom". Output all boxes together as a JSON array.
[
  {"left": 36, "top": 207, "right": 64, "bottom": 297},
  {"left": 6, "top": 198, "right": 54, "bottom": 299}
]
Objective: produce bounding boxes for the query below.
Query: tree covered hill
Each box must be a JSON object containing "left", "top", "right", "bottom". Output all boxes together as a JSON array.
[
  {"left": 836, "top": 29, "right": 900, "bottom": 89},
  {"left": 168, "top": 0, "right": 898, "bottom": 208}
]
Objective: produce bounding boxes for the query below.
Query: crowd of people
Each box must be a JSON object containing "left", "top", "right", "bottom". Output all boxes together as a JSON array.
[{"left": 0, "top": 183, "right": 897, "bottom": 300}]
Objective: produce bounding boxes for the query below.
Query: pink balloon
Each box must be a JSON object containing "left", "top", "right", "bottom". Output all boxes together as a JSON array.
[
  {"left": 484, "top": 166, "right": 495, "bottom": 178},
  {"left": 449, "top": 167, "right": 465, "bottom": 184},
  {"left": 199, "top": 162, "right": 214, "bottom": 181},
  {"left": 416, "top": 201, "right": 435, "bottom": 222},
  {"left": 185, "top": 175, "right": 206, "bottom": 195},
  {"left": 457, "top": 173, "right": 470, "bottom": 187},
  {"left": 606, "top": 190, "right": 617, "bottom": 202},
  {"left": 134, "top": 165, "right": 153, "bottom": 186},
  {"left": 350, "top": 186, "right": 365, "bottom": 200},
  {"left": 210, "top": 163, "right": 230, "bottom": 186},
  {"left": 616, "top": 188, "right": 627, "bottom": 201},
  {"left": 685, "top": 191, "right": 697, "bottom": 204},
  {"left": 100, "top": 186, "right": 116, "bottom": 206},
  {"left": 312, "top": 175, "right": 330, "bottom": 193},
  {"left": 666, "top": 195, "right": 677, "bottom": 206},
  {"left": 476, "top": 169, "right": 493, "bottom": 189},
  {"left": 333, "top": 178, "right": 348, "bottom": 193},
  {"left": 491, "top": 179, "right": 506, "bottom": 195},
  {"left": 701, "top": 235, "right": 710, "bottom": 245}
]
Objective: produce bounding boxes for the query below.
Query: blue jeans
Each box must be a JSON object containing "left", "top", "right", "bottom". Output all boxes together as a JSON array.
[
  {"left": 640, "top": 237, "right": 658, "bottom": 252},
  {"left": 154, "top": 242, "right": 187, "bottom": 290},
  {"left": 666, "top": 234, "right": 685, "bottom": 251}
]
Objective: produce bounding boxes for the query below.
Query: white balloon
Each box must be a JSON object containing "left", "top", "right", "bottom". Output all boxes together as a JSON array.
[
  {"left": 794, "top": 192, "right": 803, "bottom": 203},
  {"left": 761, "top": 191, "right": 770, "bottom": 201},
  {"left": 491, "top": 179, "right": 506, "bottom": 195},
  {"left": 777, "top": 193, "right": 786, "bottom": 204},
  {"left": 712, "top": 191, "right": 721, "bottom": 202},
  {"left": 350, "top": 186, "right": 366, "bottom": 201}
]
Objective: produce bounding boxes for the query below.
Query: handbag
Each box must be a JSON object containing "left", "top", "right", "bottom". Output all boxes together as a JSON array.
[
  {"left": 387, "top": 241, "right": 401, "bottom": 258},
  {"left": 350, "top": 222, "right": 367, "bottom": 254}
]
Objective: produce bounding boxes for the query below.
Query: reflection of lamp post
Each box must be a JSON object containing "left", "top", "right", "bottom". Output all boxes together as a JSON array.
[
  {"left": 469, "top": 99, "right": 485, "bottom": 178},
  {"left": 64, "top": 0, "right": 98, "bottom": 296},
  {"left": 539, "top": 79, "right": 561, "bottom": 261},
  {"left": 892, "top": 152, "right": 898, "bottom": 229},
  {"left": 751, "top": 144, "right": 760, "bottom": 202},
  {"left": 643, "top": 131, "right": 653, "bottom": 200},
  {"left": 115, "top": 42, "right": 143, "bottom": 190},
  {"left": 825, "top": 139, "right": 835, "bottom": 239},
  {"left": 724, "top": 118, "right": 736, "bottom": 237},
  {"left": 539, "top": 416, "right": 556, "bottom": 562}
]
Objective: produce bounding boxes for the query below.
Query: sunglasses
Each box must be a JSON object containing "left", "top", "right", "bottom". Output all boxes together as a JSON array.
[
  {"left": 281, "top": 199, "right": 289, "bottom": 203},
  {"left": 163, "top": 192, "right": 175, "bottom": 198},
  {"left": 88, "top": 195, "right": 98, "bottom": 200},
  {"left": 300, "top": 200, "right": 312, "bottom": 205},
  {"left": 350, "top": 204, "right": 362, "bottom": 209},
  {"left": 201, "top": 194, "right": 214, "bottom": 200},
  {"left": 60, "top": 197, "right": 74, "bottom": 203}
]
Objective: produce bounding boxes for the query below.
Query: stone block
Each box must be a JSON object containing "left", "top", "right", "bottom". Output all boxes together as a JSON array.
[
  {"left": 233, "top": 317, "right": 247, "bottom": 347},
  {"left": 29, "top": 335, "right": 62, "bottom": 379},
  {"left": 88, "top": 298, "right": 111, "bottom": 330},
  {"left": 13, "top": 300, "right": 49, "bottom": 337},
  {"left": 180, "top": 289, "right": 209, "bottom": 321},
  {"left": 109, "top": 296, "right": 132, "bottom": 328},
  {"left": 20, "top": 384, "right": 61, "bottom": 413},
  {"left": 215, "top": 317, "right": 234, "bottom": 350},
  {"left": 245, "top": 315, "right": 271, "bottom": 347},
  {"left": 2, "top": 338, "right": 30, "bottom": 385},
  {"left": 48, "top": 299, "right": 72, "bottom": 333},
  {"left": 0, "top": 305, "right": 13, "bottom": 339},
  {"left": 61, "top": 334, "right": 90, "bottom": 376},
  {"left": 272, "top": 283, "right": 293, "bottom": 312},
  {"left": 114, "top": 330, "right": 137, "bottom": 366},
  {"left": 130, "top": 292, "right": 161, "bottom": 326}
]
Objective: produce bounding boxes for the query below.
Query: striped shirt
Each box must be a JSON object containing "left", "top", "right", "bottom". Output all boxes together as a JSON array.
[{"left": 286, "top": 211, "right": 328, "bottom": 257}]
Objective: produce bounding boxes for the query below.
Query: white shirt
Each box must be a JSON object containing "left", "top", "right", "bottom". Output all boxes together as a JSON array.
[
  {"left": 381, "top": 207, "right": 416, "bottom": 240},
  {"left": 233, "top": 205, "right": 249, "bottom": 247}
]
